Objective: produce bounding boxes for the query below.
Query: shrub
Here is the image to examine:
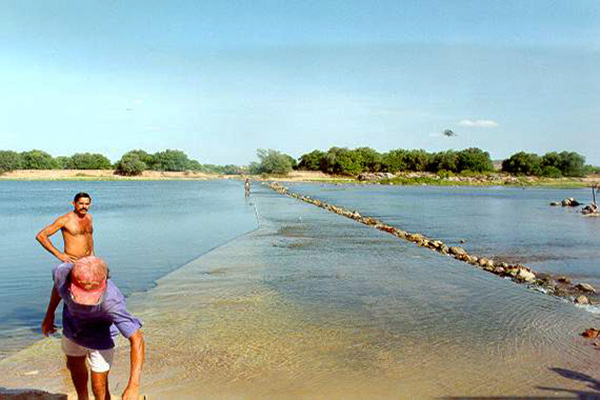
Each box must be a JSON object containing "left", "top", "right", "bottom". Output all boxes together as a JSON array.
[
  {"left": 540, "top": 165, "right": 562, "bottom": 178},
  {"left": 457, "top": 148, "right": 494, "bottom": 173},
  {"left": 428, "top": 150, "right": 458, "bottom": 173},
  {"left": 20, "top": 150, "right": 59, "bottom": 169},
  {"left": 298, "top": 150, "right": 325, "bottom": 171},
  {"left": 250, "top": 149, "right": 293, "bottom": 175},
  {"left": 115, "top": 153, "right": 147, "bottom": 176},
  {"left": 151, "top": 150, "right": 189, "bottom": 171},
  {"left": 66, "top": 153, "right": 112, "bottom": 169},
  {"left": 0, "top": 150, "right": 22, "bottom": 172},
  {"left": 502, "top": 152, "right": 542, "bottom": 175}
]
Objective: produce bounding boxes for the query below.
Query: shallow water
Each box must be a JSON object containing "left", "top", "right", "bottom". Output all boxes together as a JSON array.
[
  {"left": 0, "top": 180, "right": 257, "bottom": 359},
  {"left": 289, "top": 184, "right": 600, "bottom": 289},
  {"left": 2, "top": 184, "right": 598, "bottom": 399}
]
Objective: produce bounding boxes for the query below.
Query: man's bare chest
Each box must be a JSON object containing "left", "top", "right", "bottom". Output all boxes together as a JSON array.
[{"left": 63, "top": 218, "right": 93, "bottom": 236}]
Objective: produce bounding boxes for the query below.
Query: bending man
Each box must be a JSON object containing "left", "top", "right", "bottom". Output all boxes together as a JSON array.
[{"left": 42, "top": 256, "right": 145, "bottom": 400}]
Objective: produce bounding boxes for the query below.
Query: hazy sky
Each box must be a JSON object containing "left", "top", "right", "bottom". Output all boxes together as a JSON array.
[{"left": 1, "top": 0, "right": 599, "bottom": 165}]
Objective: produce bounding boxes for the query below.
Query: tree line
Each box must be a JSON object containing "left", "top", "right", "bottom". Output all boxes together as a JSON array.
[
  {"left": 0, "top": 147, "right": 595, "bottom": 177},
  {"left": 252, "top": 147, "right": 594, "bottom": 177},
  {"left": 0, "top": 149, "right": 244, "bottom": 175}
]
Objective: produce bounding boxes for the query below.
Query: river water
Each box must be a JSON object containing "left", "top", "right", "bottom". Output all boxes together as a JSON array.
[{"left": 0, "top": 181, "right": 599, "bottom": 398}]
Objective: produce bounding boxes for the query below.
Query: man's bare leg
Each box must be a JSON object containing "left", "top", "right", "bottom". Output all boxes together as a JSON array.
[
  {"left": 66, "top": 355, "right": 89, "bottom": 400},
  {"left": 91, "top": 370, "right": 111, "bottom": 400}
]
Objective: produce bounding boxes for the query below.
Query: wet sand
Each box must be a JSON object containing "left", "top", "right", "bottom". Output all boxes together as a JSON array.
[{"left": 1, "top": 185, "right": 599, "bottom": 399}]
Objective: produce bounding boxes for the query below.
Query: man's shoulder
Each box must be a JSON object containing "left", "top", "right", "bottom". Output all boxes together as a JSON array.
[{"left": 53, "top": 262, "right": 73, "bottom": 288}]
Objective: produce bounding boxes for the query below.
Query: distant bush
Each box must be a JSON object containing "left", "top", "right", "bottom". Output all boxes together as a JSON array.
[
  {"left": 502, "top": 152, "right": 542, "bottom": 175},
  {"left": 428, "top": 150, "right": 458, "bottom": 173},
  {"left": 456, "top": 148, "right": 494, "bottom": 173},
  {"left": 502, "top": 150, "right": 587, "bottom": 177},
  {"left": 115, "top": 153, "right": 147, "bottom": 176},
  {"left": 55, "top": 156, "right": 70, "bottom": 169},
  {"left": 381, "top": 149, "right": 408, "bottom": 173},
  {"left": 319, "top": 147, "right": 363, "bottom": 175},
  {"left": 250, "top": 148, "right": 294, "bottom": 175},
  {"left": 298, "top": 150, "right": 325, "bottom": 171},
  {"left": 151, "top": 150, "right": 189, "bottom": 171},
  {"left": 540, "top": 165, "right": 562, "bottom": 178},
  {"left": 0, "top": 150, "right": 22, "bottom": 173},
  {"left": 20, "top": 150, "right": 59, "bottom": 170},
  {"left": 66, "top": 153, "right": 112, "bottom": 170}
]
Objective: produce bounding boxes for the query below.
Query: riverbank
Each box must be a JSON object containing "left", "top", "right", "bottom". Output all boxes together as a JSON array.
[{"left": 1, "top": 169, "right": 598, "bottom": 188}]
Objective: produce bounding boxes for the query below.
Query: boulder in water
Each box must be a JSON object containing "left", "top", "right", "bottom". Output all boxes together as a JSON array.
[{"left": 576, "top": 283, "right": 597, "bottom": 294}]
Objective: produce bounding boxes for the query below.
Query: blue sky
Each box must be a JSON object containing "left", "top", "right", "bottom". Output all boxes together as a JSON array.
[{"left": 1, "top": 0, "right": 599, "bottom": 165}]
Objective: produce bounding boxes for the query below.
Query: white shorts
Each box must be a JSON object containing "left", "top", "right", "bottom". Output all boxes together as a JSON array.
[{"left": 61, "top": 336, "right": 115, "bottom": 373}]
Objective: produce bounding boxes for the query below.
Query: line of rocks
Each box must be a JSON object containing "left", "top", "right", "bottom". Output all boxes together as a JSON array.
[{"left": 268, "top": 182, "right": 597, "bottom": 307}]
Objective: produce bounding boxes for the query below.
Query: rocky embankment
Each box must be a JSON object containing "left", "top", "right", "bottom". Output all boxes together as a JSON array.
[{"left": 268, "top": 182, "right": 598, "bottom": 309}]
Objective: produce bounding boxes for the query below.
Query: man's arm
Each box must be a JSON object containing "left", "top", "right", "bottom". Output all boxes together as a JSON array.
[
  {"left": 36, "top": 216, "right": 76, "bottom": 262},
  {"left": 122, "top": 330, "right": 145, "bottom": 400},
  {"left": 41, "top": 286, "right": 62, "bottom": 336}
]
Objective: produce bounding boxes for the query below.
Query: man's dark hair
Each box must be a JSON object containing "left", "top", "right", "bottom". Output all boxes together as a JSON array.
[{"left": 73, "top": 192, "right": 92, "bottom": 202}]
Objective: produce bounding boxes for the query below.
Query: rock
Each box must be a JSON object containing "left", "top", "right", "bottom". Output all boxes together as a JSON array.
[
  {"left": 460, "top": 239, "right": 467, "bottom": 243},
  {"left": 449, "top": 247, "right": 467, "bottom": 256},
  {"left": 581, "top": 328, "right": 600, "bottom": 339},
  {"left": 561, "top": 198, "right": 581, "bottom": 207},
  {"left": 549, "top": 202, "right": 560, "bottom": 206},
  {"left": 582, "top": 203, "right": 598, "bottom": 215},
  {"left": 576, "top": 283, "right": 597, "bottom": 294},
  {"left": 517, "top": 269, "right": 536, "bottom": 282},
  {"left": 407, "top": 233, "right": 425, "bottom": 243},
  {"left": 557, "top": 276, "right": 572, "bottom": 284},
  {"left": 357, "top": 172, "right": 395, "bottom": 181},
  {"left": 575, "top": 295, "right": 590, "bottom": 305},
  {"left": 493, "top": 266, "right": 505, "bottom": 275}
]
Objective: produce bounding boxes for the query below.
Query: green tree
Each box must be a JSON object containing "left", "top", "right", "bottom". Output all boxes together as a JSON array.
[
  {"left": 20, "top": 150, "right": 59, "bottom": 169},
  {"left": 381, "top": 149, "right": 408, "bottom": 173},
  {"left": 352, "top": 147, "right": 383, "bottom": 172},
  {"left": 456, "top": 148, "right": 494, "bottom": 173},
  {"left": 151, "top": 150, "right": 190, "bottom": 171},
  {"left": 0, "top": 151, "right": 22, "bottom": 172},
  {"left": 186, "top": 159, "right": 203, "bottom": 171},
  {"left": 250, "top": 149, "right": 294, "bottom": 175},
  {"left": 298, "top": 150, "right": 325, "bottom": 171},
  {"left": 115, "top": 153, "right": 147, "bottom": 176},
  {"left": 557, "top": 151, "right": 586, "bottom": 177},
  {"left": 404, "top": 149, "right": 431, "bottom": 172},
  {"left": 55, "top": 156, "right": 70, "bottom": 169},
  {"left": 540, "top": 165, "right": 562, "bottom": 178},
  {"left": 320, "top": 147, "right": 363, "bottom": 175},
  {"left": 501, "top": 152, "right": 542, "bottom": 175},
  {"left": 66, "top": 153, "right": 112, "bottom": 169},
  {"left": 428, "top": 150, "right": 458, "bottom": 173},
  {"left": 126, "top": 150, "right": 155, "bottom": 168}
]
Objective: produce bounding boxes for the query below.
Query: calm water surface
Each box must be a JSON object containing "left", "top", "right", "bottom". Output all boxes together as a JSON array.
[
  {"left": 0, "top": 180, "right": 257, "bottom": 359},
  {"left": 290, "top": 183, "right": 600, "bottom": 288},
  {"left": 1, "top": 183, "right": 599, "bottom": 399}
]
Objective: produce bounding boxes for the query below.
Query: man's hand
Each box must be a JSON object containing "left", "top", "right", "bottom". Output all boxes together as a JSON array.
[
  {"left": 57, "top": 253, "right": 77, "bottom": 263},
  {"left": 122, "top": 384, "right": 139, "bottom": 400},
  {"left": 41, "top": 315, "right": 57, "bottom": 336}
]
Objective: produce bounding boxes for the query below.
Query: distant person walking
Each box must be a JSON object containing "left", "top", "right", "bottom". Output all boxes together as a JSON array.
[
  {"left": 42, "top": 256, "right": 145, "bottom": 400},
  {"left": 36, "top": 192, "right": 94, "bottom": 263},
  {"left": 244, "top": 178, "right": 251, "bottom": 197}
]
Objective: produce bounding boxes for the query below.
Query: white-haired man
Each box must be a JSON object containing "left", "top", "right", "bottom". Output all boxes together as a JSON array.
[{"left": 42, "top": 256, "right": 145, "bottom": 400}]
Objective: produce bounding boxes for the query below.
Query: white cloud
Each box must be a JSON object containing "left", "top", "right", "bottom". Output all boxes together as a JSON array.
[{"left": 458, "top": 119, "right": 499, "bottom": 128}]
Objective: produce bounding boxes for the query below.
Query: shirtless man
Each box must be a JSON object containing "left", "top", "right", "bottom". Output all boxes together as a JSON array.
[{"left": 36, "top": 192, "right": 94, "bottom": 262}]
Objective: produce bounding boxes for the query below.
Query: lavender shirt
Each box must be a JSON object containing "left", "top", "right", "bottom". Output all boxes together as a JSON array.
[{"left": 53, "top": 263, "right": 143, "bottom": 350}]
